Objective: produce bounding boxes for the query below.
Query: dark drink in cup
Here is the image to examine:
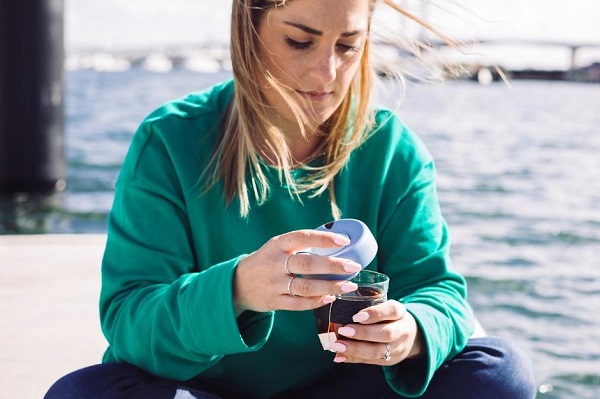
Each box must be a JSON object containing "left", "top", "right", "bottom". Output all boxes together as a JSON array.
[{"left": 313, "top": 270, "right": 389, "bottom": 348}]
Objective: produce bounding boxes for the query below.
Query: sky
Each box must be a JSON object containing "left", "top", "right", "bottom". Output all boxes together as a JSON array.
[{"left": 65, "top": 0, "right": 600, "bottom": 69}]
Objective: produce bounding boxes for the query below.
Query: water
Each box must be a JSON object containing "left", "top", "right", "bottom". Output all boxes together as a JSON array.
[{"left": 1, "top": 69, "right": 599, "bottom": 398}]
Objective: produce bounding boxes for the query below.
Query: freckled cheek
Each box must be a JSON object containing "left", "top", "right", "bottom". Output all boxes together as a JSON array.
[
  {"left": 279, "top": 56, "right": 311, "bottom": 80},
  {"left": 337, "top": 62, "right": 361, "bottom": 87},
  {"left": 265, "top": 56, "right": 303, "bottom": 84}
]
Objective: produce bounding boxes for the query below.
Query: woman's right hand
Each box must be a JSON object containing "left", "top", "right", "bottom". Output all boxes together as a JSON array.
[{"left": 233, "top": 230, "right": 363, "bottom": 315}]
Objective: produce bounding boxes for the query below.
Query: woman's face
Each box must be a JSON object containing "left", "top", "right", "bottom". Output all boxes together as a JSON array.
[{"left": 256, "top": 0, "right": 370, "bottom": 130}]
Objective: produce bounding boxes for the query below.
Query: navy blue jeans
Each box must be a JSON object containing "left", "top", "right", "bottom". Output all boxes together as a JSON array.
[{"left": 45, "top": 337, "right": 536, "bottom": 399}]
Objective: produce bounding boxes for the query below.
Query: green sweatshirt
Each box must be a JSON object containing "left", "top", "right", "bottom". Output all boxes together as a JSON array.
[{"left": 100, "top": 79, "right": 474, "bottom": 398}]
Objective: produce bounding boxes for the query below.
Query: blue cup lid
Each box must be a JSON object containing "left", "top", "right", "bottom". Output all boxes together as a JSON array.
[{"left": 302, "top": 218, "right": 378, "bottom": 280}]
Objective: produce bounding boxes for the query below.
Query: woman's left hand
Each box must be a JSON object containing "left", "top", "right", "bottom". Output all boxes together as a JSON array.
[{"left": 329, "top": 299, "right": 425, "bottom": 366}]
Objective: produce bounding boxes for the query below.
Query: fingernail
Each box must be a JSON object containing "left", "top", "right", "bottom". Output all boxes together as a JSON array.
[
  {"left": 353, "top": 312, "right": 369, "bottom": 322},
  {"left": 322, "top": 295, "right": 336, "bottom": 305},
  {"left": 333, "top": 356, "right": 346, "bottom": 363},
  {"left": 329, "top": 343, "right": 346, "bottom": 353},
  {"left": 333, "top": 235, "right": 351, "bottom": 245},
  {"left": 340, "top": 282, "right": 358, "bottom": 293},
  {"left": 337, "top": 326, "right": 355, "bottom": 337},
  {"left": 343, "top": 261, "right": 362, "bottom": 273}
]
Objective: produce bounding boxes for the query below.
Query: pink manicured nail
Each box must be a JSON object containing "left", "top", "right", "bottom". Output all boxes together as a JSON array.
[
  {"left": 337, "top": 326, "right": 355, "bottom": 337},
  {"left": 353, "top": 312, "right": 369, "bottom": 322},
  {"left": 333, "top": 356, "right": 346, "bottom": 363},
  {"left": 322, "top": 295, "right": 336, "bottom": 305},
  {"left": 343, "top": 261, "right": 362, "bottom": 273},
  {"left": 333, "top": 235, "right": 351, "bottom": 245},
  {"left": 329, "top": 343, "right": 347, "bottom": 353},
  {"left": 340, "top": 282, "right": 358, "bottom": 293}
]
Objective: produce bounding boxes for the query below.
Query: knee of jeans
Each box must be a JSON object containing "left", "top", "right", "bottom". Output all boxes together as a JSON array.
[
  {"left": 44, "top": 363, "right": 140, "bottom": 399},
  {"left": 44, "top": 371, "right": 83, "bottom": 399},
  {"left": 485, "top": 337, "right": 537, "bottom": 399}
]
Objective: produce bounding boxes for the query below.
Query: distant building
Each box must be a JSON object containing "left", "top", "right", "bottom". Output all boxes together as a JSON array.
[{"left": 569, "top": 62, "right": 600, "bottom": 83}]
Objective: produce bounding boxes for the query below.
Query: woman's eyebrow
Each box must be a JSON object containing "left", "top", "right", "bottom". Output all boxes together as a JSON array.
[{"left": 283, "top": 21, "right": 363, "bottom": 37}]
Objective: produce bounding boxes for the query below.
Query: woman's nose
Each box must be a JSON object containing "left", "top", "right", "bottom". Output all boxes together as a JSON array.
[{"left": 310, "top": 50, "right": 337, "bottom": 84}]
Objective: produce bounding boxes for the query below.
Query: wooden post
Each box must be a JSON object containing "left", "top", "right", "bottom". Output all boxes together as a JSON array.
[{"left": 0, "top": 0, "right": 66, "bottom": 194}]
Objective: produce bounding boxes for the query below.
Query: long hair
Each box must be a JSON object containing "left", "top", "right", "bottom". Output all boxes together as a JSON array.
[{"left": 202, "top": 0, "right": 462, "bottom": 218}]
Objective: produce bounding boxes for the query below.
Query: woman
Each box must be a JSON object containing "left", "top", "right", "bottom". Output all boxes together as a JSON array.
[{"left": 46, "top": 0, "right": 536, "bottom": 398}]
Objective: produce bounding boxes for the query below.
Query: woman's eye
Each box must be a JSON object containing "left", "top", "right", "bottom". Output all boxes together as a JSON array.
[
  {"left": 285, "top": 37, "right": 312, "bottom": 50},
  {"left": 337, "top": 43, "right": 360, "bottom": 53}
]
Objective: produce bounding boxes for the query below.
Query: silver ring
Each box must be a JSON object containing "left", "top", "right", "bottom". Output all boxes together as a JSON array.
[
  {"left": 287, "top": 275, "right": 299, "bottom": 297},
  {"left": 284, "top": 253, "right": 293, "bottom": 275},
  {"left": 382, "top": 343, "right": 392, "bottom": 361}
]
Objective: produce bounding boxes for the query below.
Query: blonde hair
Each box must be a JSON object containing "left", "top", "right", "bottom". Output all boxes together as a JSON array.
[{"left": 202, "top": 0, "right": 462, "bottom": 218}]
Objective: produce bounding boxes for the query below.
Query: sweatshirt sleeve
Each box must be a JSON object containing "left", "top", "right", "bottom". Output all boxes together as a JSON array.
[
  {"left": 99, "top": 116, "right": 274, "bottom": 381},
  {"left": 373, "top": 117, "right": 474, "bottom": 396}
]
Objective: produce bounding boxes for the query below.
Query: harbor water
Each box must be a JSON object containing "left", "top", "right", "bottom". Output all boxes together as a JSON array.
[{"left": 1, "top": 69, "right": 599, "bottom": 398}]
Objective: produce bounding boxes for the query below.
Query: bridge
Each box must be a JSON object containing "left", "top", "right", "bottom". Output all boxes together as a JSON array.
[
  {"left": 457, "top": 38, "right": 600, "bottom": 71},
  {"left": 66, "top": 37, "right": 600, "bottom": 76},
  {"left": 374, "top": 37, "right": 600, "bottom": 71}
]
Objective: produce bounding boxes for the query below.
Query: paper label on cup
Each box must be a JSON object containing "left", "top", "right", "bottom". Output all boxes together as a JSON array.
[{"left": 318, "top": 332, "right": 338, "bottom": 351}]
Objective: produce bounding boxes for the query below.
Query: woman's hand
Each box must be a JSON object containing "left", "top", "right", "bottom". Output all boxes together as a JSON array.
[
  {"left": 233, "top": 230, "right": 363, "bottom": 315},
  {"left": 328, "top": 300, "right": 426, "bottom": 365}
]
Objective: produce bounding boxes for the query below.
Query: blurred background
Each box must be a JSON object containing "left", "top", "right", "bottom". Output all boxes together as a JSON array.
[
  {"left": 1, "top": 1, "right": 599, "bottom": 398},
  {"left": 64, "top": 0, "right": 600, "bottom": 70}
]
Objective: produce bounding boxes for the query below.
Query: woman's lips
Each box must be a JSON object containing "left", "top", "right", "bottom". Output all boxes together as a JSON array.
[{"left": 297, "top": 90, "right": 332, "bottom": 101}]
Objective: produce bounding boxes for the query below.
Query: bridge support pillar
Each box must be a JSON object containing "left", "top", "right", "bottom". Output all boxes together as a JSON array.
[{"left": 569, "top": 46, "right": 578, "bottom": 71}]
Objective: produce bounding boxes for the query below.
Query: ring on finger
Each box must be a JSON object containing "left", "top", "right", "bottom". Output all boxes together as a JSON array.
[
  {"left": 381, "top": 343, "right": 392, "bottom": 362},
  {"left": 284, "top": 253, "right": 293, "bottom": 275},
  {"left": 287, "top": 275, "right": 300, "bottom": 297}
]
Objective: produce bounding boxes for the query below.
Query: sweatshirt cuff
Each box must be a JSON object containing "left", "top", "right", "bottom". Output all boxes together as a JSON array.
[
  {"left": 383, "top": 303, "right": 442, "bottom": 397},
  {"left": 184, "top": 255, "right": 274, "bottom": 355}
]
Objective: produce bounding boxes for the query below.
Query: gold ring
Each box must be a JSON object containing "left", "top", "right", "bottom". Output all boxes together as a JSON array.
[
  {"left": 284, "top": 253, "right": 293, "bottom": 275},
  {"left": 382, "top": 343, "right": 392, "bottom": 361},
  {"left": 287, "top": 275, "right": 299, "bottom": 297}
]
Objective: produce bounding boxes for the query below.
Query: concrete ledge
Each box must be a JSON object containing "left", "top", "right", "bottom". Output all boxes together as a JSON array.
[{"left": 0, "top": 234, "right": 109, "bottom": 398}]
